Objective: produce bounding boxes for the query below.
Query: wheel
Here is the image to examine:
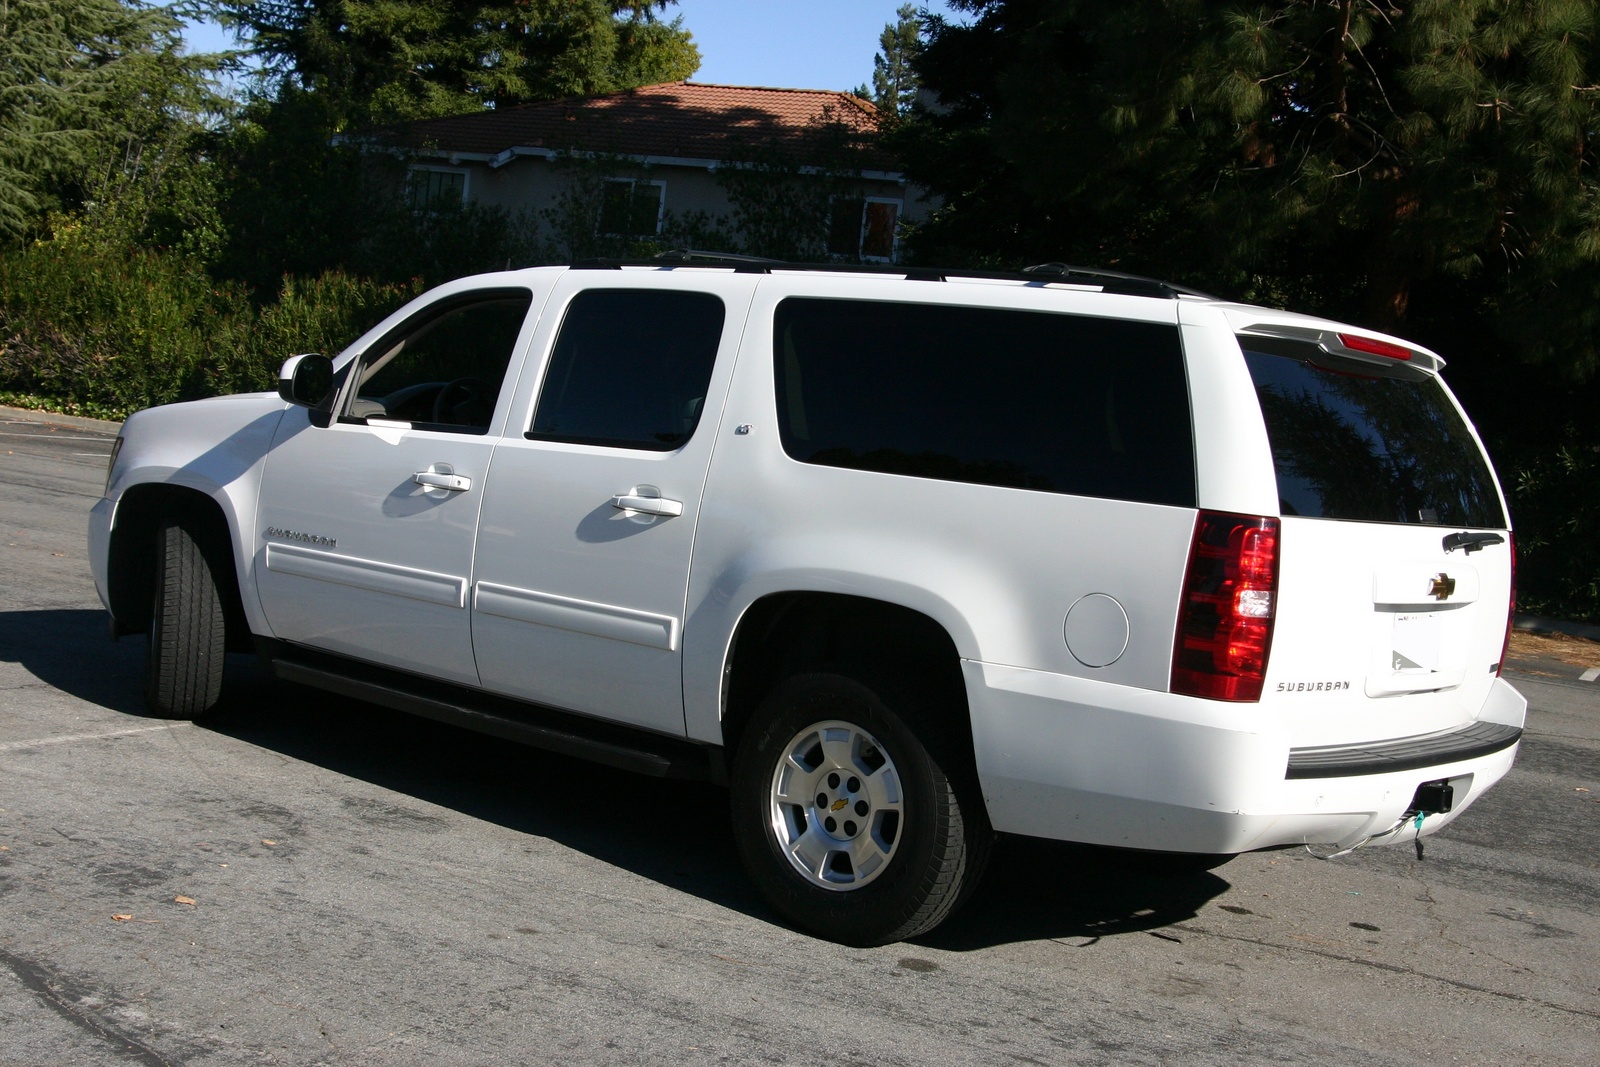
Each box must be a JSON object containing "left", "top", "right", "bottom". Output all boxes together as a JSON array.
[
  {"left": 730, "top": 673, "right": 991, "bottom": 946},
  {"left": 144, "top": 518, "right": 226, "bottom": 719}
]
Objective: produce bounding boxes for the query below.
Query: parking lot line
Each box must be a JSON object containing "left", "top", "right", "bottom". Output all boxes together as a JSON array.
[{"left": 0, "top": 723, "right": 185, "bottom": 753}]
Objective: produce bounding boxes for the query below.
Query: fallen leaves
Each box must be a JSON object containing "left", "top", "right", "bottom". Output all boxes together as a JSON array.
[
  {"left": 1507, "top": 629, "right": 1600, "bottom": 668},
  {"left": 111, "top": 914, "right": 159, "bottom": 924},
  {"left": 174, "top": 895, "right": 196, "bottom": 906}
]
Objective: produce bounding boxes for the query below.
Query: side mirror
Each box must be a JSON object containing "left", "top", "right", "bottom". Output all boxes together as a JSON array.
[{"left": 277, "top": 353, "right": 335, "bottom": 410}]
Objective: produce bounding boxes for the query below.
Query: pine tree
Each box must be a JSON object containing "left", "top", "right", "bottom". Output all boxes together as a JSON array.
[
  {"left": 896, "top": 0, "right": 1600, "bottom": 373},
  {"left": 0, "top": 0, "right": 223, "bottom": 242},
  {"left": 870, "top": 4, "right": 921, "bottom": 116},
  {"left": 203, "top": 0, "right": 700, "bottom": 128}
]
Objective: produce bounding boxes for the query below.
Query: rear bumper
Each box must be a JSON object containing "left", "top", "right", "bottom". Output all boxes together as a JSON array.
[
  {"left": 1285, "top": 719, "right": 1519, "bottom": 779},
  {"left": 965, "top": 661, "right": 1525, "bottom": 854}
]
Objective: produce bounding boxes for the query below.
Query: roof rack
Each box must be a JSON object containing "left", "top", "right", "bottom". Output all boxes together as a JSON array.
[
  {"left": 1018, "top": 262, "right": 1215, "bottom": 299},
  {"left": 568, "top": 250, "right": 1209, "bottom": 299},
  {"left": 573, "top": 249, "right": 781, "bottom": 273}
]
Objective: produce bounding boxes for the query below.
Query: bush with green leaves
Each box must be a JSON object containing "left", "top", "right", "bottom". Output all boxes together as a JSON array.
[
  {"left": 1510, "top": 442, "right": 1600, "bottom": 624},
  {"left": 0, "top": 234, "right": 413, "bottom": 419}
]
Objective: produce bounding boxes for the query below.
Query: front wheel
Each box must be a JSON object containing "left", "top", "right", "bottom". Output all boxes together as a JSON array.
[
  {"left": 730, "top": 673, "right": 990, "bottom": 946},
  {"left": 144, "top": 518, "right": 226, "bottom": 719}
]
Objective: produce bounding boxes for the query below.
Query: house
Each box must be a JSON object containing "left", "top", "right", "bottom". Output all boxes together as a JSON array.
[{"left": 377, "top": 81, "right": 917, "bottom": 262}]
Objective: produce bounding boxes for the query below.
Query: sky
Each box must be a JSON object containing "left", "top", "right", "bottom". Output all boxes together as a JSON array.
[{"left": 175, "top": 1, "right": 964, "bottom": 97}]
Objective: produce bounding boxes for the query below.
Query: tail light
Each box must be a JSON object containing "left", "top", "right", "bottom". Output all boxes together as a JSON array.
[
  {"left": 1336, "top": 333, "right": 1412, "bottom": 361},
  {"left": 1497, "top": 534, "right": 1517, "bottom": 676},
  {"left": 1171, "top": 512, "right": 1280, "bottom": 701}
]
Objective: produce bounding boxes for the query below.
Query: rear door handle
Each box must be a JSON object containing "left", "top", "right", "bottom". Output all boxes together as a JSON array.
[
  {"left": 612, "top": 492, "right": 683, "bottom": 517},
  {"left": 1442, "top": 531, "right": 1504, "bottom": 554},
  {"left": 414, "top": 471, "right": 472, "bottom": 492}
]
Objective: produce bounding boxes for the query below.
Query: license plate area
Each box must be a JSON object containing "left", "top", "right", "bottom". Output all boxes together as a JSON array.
[
  {"left": 1367, "top": 609, "right": 1466, "bottom": 695},
  {"left": 1392, "top": 612, "right": 1441, "bottom": 672}
]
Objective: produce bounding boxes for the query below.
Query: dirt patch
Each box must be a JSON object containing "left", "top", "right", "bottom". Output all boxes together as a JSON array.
[{"left": 1508, "top": 629, "right": 1600, "bottom": 668}]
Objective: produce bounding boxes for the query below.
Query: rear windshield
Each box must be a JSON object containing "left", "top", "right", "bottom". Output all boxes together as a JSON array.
[
  {"left": 774, "top": 298, "right": 1195, "bottom": 506},
  {"left": 1241, "top": 336, "right": 1504, "bottom": 528}
]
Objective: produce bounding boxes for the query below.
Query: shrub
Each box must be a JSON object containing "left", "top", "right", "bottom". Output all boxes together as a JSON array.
[
  {"left": 0, "top": 232, "right": 241, "bottom": 413},
  {"left": 0, "top": 235, "right": 414, "bottom": 418},
  {"left": 213, "top": 271, "right": 419, "bottom": 398},
  {"left": 1510, "top": 443, "right": 1600, "bottom": 624}
]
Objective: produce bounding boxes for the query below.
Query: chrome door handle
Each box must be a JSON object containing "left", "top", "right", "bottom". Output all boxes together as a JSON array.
[
  {"left": 612, "top": 493, "right": 683, "bottom": 517},
  {"left": 414, "top": 471, "right": 472, "bottom": 492}
]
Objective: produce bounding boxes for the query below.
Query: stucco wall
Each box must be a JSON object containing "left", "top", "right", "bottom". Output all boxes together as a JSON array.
[{"left": 410, "top": 154, "right": 926, "bottom": 257}]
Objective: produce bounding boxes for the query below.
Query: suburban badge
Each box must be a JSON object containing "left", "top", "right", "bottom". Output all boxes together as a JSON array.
[{"left": 265, "top": 526, "right": 337, "bottom": 549}]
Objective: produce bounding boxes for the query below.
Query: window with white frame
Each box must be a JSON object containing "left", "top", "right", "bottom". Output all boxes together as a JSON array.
[
  {"left": 597, "top": 179, "right": 665, "bottom": 238},
  {"left": 826, "top": 197, "right": 901, "bottom": 262},
  {"left": 407, "top": 167, "right": 467, "bottom": 210}
]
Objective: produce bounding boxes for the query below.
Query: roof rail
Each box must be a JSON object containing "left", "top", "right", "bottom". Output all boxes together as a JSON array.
[
  {"left": 573, "top": 249, "right": 780, "bottom": 273},
  {"left": 568, "top": 252, "right": 1207, "bottom": 299},
  {"left": 1020, "top": 262, "right": 1214, "bottom": 299}
]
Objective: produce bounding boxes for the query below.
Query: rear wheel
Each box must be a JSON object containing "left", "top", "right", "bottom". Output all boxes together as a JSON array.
[
  {"left": 144, "top": 518, "right": 226, "bottom": 719},
  {"left": 730, "top": 673, "right": 990, "bottom": 945}
]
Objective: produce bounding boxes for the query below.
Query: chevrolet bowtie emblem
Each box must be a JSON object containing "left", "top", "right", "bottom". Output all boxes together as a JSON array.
[
  {"left": 831, "top": 799, "right": 849, "bottom": 812},
  {"left": 1429, "top": 573, "right": 1456, "bottom": 601}
]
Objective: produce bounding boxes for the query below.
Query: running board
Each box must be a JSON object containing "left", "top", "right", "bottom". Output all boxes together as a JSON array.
[{"left": 271, "top": 658, "right": 720, "bottom": 782}]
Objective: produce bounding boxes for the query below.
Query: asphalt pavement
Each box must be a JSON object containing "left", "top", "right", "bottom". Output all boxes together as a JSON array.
[{"left": 2, "top": 405, "right": 1596, "bottom": 1066}]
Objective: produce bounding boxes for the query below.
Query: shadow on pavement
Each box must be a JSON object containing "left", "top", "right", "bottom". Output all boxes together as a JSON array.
[
  {"left": 0, "top": 608, "right": 147, "bottom": 715},
  {"left": 5, "top": 607, "right": 1231, "bottom": 950},
  {"left": 917, "top": 841, "right": 1231, "bottom": 951}
]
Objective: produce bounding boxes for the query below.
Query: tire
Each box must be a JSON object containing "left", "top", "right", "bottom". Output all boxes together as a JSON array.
[
  {"left": 144, "top": 518, "right": 226, "bottom": 719},
  {"left": 730, "top": 672, "right": 991, "bottom": 946}
]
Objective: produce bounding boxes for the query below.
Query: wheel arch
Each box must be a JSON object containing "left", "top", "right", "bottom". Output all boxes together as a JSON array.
[
  {"left": 107, "top": 483, "right": 252, "bottom": 652},
  {"left": 719, "top": 591, "right": 975, "bottom": 777}
]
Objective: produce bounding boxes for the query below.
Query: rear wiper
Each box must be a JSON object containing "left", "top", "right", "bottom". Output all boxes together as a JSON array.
[{"left": 1442, "top": 531, "right": 1505, "bottom": 554}]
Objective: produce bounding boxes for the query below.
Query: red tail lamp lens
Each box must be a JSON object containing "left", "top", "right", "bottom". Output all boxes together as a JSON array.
[
  {"left": 1172, "top": 512, "right": 1281, "bottom": 702},
  {"left": 1337, "top": 333, "right": 1412, "bottom": 360}
]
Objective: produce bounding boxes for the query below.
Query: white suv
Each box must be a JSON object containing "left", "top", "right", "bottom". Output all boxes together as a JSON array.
[{"left": 89, "top": 259, "right": 1524, "bottom": 945}]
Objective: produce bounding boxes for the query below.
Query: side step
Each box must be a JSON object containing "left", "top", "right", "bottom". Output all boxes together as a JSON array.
[{"left": 270, "top": 657, "right": 724, "bottom": 783}]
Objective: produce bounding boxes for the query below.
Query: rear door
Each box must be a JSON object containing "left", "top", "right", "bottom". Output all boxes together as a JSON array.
[
  {"left": 1237, "top": 332, "right": 1514, "bottom": 748},
  {"left": 469, "top": 271, "right": 759, "bottom": 735}
]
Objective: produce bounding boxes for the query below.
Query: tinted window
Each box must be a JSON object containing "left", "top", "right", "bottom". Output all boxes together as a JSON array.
[
  {"left": 349, "top": 290, "right": 532, "bottom": 431},
  {"left": 1242, "top": 337, "right": 1504, "bottom": 527},
  {"left": 529, "top": 289, "right": 725, "bottom": 451},
  {"left": 773, "top": 298, "right": 1195, "bottom": 506}
]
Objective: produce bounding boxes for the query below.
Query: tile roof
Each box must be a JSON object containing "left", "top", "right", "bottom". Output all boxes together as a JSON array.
[{"left": 383, "top": 81, "right": 896, "bottom": 171}]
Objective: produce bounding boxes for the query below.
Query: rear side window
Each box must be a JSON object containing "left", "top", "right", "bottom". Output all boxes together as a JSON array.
[
  {"left": 529, "top": 289, "right": 725, "bottom": 451},
  {"left": 1241, "top": 337, "right": 1504, "bottom": 528},
  {"left": 773, "top": 299, "right": 1195, "bottom": 506}
]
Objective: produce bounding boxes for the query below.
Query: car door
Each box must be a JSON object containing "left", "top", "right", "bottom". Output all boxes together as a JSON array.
[
  {"left": 253, "top": 283, "right": 540, "bottom": 685},
  {"left": 470, "top": 271, "right": 758, "bottom": 734}
]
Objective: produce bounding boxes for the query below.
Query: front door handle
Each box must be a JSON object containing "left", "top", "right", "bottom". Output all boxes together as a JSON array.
[
  {"left": 414, "top": 470, "right": 472, "bottom": 492},
  {"left": 612, "top": 492, "right": 683, "bottom": 517}
]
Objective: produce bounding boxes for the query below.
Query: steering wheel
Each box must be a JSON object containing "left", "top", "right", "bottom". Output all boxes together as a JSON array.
[{"left": 431, "top": 377, "right": 494, "bottom": 426}]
